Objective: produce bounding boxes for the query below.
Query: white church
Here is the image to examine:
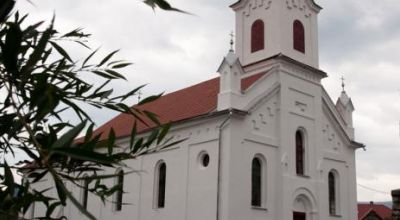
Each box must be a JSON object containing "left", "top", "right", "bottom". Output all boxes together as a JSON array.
[{"left": 29, "top": 0, "right": 365, "bottom": 219}]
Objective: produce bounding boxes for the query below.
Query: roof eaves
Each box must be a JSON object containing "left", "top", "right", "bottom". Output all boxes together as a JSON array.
[
  {"left": 351, "top": 140, "right": 365, "bottom": 149},
  {"left": 116, "top": 108, "right": 248, "bottom": 140},
  {"left": 243, "top": 53, "right": 328, "bottom": 78}
]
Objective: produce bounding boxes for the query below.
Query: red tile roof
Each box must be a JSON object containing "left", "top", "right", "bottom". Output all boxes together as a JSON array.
[
  {"left": 93, "top": 73, "right": 265, "bottom": 140},
  {"left": 358, "top": 203, "right": 392, "bottom": 220}
]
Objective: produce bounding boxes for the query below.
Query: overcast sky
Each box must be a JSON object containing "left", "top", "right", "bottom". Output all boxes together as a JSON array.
[{"left": 14, "top": 0, "right": 400, "bottom": 202}]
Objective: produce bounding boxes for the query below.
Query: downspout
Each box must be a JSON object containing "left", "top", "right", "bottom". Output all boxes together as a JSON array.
[{"left": 216, "top": 109, "right": 233, "bottom": 220}]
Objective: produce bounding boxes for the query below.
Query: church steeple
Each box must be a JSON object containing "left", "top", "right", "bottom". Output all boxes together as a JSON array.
[
  {"left": 216, "top": 35, "right": 243, "bottom": 111},
  {"left": 336, "top": 76, "right": 355, "bottom": 139},
  {"left": 230, "top": 0, "right": 322, "bottom": 68}
]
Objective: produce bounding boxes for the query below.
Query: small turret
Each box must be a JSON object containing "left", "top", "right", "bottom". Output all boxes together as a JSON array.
[
  {"left": 217, "top": 39, "right": 244, "bottom": 111},
  {"left": 335, "top": 77, "right": 355, "bottom": 139}
]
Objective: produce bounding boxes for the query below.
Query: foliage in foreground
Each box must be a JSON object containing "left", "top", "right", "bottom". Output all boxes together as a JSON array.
[{"left": 0, "top": 0, "right": 184, "bottom": 219}]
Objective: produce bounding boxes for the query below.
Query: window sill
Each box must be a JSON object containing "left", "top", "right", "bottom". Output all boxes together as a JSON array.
[
  {"left": 330, "top": 214, "right": 342, "bottom": 218},
  {"left": 153, "top": 207, "right": 165, "bottom": 211},
  {"left": 296, "top": 174, "right": 310, "bottom": 179},
  {"left": 251, "top": 206, "right": 268, "bottom": 211}
]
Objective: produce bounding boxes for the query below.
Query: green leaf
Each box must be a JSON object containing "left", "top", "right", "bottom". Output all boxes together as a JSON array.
[
  {"left": 144, "top": 129, "right": 159, "bottom": 148},
  {"left": 54, "top": 177, "right": 67, "bottom": 206},
  {"left": 84, "top": 123, "right": 95, "bottom": 143},
  {"left": 50, "top": 120, "right": 87, "bottom": 149},
  {"left": 51, "top": 148, "right": 115, "bottom": 165},
  {"left": 159, "top": 138, "right": 186, "bottom": 150},
  {"left": 50, "top": 41, "right": 73, "bottom": 62},
  {"left": 113, "top": 85, "right": 145, "bottom": 102},
  {"left": 71, "top": 171, "right": 134, "bottom": 181},
  {"left": 92, "top": 70, "right": 116, "bottom": 79},
  {"left": 82, "top": 47, "right": 99, "bottom": 68},
  {"left": 157, "top": 123, "right": 171, "bottom": 144},
  {"left": 97, "top": 49, "right": 119, "bottom": 67},
  {"left": 2, "top": 22, "right": 22, "bottom": 74},
  {"left": 112, "top": 62, "right": 132, "bottom": 69},
  {"left": 129, "top": 122, "right": 137, "bottom": 149},
  {"left": 61, "top": 27, "right": 89, "bottom": 38},
  {"left": 23, "top": 21, "right": 44, "bottom": 37},
  {"left": 138, "top": 93, "right": 162, "bottom": 105},
  {"left": 22, "top": 15, "right": 54, "bottom": 74},
  {"left": 105, "top": 69, "right": 126, "bottom": 80},
  {"left": 107, "top": 128, "right": 116, "bottom": 156},
  {"left": 3, "top": 161, "right": 14, "bottom": 193},
  {"left": 46, "top": 201, "right": 62, "bottom": 217},
  {"left": 132, "top": 138, "right": 144, "bottom": 154},
  {"left": 62, "top": 98, "right": 92, "bottom": 122},
  {"left": 143, "top": 110, "right": 160, "bottom": 125},
  {"left": 30, "top": 170, "right": 48, "bottom": 183},
  {"left": 144, "top": 0, "right": 189, "bottom": 13},
  {"left": 0, "top": 0, "right": 15, "bottom": 23}
]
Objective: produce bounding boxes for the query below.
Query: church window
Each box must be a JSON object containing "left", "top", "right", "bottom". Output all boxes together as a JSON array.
[
  {"left": 115, "top": 169, "right": 124, "bottom": 211},
  {"left": 251, "top": 157, "right": 262, "bottom": 207},
  {"left": 251, "top": 19, "right": 265, "bottom": 53},
  {"left": 154, "top": 161, "right": 167, "bottom": 209},
  {"left": 329, "top": 170, "right": 339, "bottom": 215},
  {"left": 81, "top": 174, "right": 89, "bottom": 210},
  {"left": 295, "top": 130, "right": 305, "bottom": 175},
  {"left": 293, "top": 20, "right": 305, "bottom": 53},
  {"left": 200, "top": 152, "right": 210, "bottom": 168}
]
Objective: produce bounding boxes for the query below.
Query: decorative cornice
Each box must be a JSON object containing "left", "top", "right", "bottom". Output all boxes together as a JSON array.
[
  {"left": 243, "top": 54, "right": 328, "bottom": 79},
  {"left": 231, "top": 0, "right": 322, "bottom": 12},
  {"left": 242, "top": 0, "right": 272, "bottom": 17},
  {"left": 286, "top": 0, "right": 313, "bottom": 17}
]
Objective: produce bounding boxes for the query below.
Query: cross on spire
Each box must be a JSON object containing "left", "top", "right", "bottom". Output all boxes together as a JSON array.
[
  {"left": 138, "top": 90, "right": 142, "bottom": 102},
  {"left": 229, "top": 31, "right": 235, "bottom": 52},
  {"left": 341, "top": 76, "right": 345, "bottom": 92}
]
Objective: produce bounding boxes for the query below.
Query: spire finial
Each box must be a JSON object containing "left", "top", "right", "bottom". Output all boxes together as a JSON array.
[
  {"left": 341, "top": 75, "right": 345, "bottom": 92},
  {"left": 138, "top": 90, "right": 142, "bottom": 102},
  {"left": 229, "top": 31, "right": 235, "bottom": 52}
]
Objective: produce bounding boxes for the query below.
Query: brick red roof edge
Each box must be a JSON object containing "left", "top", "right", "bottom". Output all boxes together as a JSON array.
[
  {"left": 92, "top": 73, "right": 266, "bottom": 140},
  {"left": 358, "top": 203, "right": 392, "bottom": 220}
]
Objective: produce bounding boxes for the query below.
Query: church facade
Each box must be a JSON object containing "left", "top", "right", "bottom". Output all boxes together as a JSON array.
[{"left": 29, "top": 0, "right": 364, "bottom": 220}]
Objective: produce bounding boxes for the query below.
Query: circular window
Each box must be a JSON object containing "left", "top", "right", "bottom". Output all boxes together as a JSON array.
[{"left": 198, "top": 152, "right": 210, "bottom": 168}]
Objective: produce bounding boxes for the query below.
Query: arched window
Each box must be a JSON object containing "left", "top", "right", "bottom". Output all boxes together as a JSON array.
[
  {"left": 251, "top": 19, "right": 265, "bottom": 53},
  {"left": 251, "top": 157, "right": 262, "bottom": 207},
  {"left": 154, "top": 161, "right": 166, "bottom": 209},
  {"left": 293, "top": 20, "right": 305, "bottom": 53},
  {"left": 115, "top": 169, "right": 124, "bottom": 211},
  {"left": 295, "top": 130, "right": 305, "bottom": 175},
  {"left": 81, "top": 174, "right": 89, "bottom": 210},
  {"left": 329, "top": 171, "right": 337, "bottom": 215}
]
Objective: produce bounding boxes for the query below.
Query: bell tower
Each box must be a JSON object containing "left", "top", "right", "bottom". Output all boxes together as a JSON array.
[{"left": 230, "top": 0, "right": 322, "bottom": 68}]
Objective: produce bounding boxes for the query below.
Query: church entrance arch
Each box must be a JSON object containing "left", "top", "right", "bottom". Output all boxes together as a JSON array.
[{"left": 292, "top": 188, "right": 317, "bottom": 220}]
